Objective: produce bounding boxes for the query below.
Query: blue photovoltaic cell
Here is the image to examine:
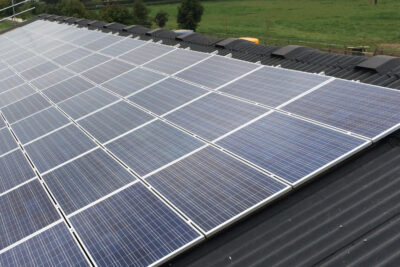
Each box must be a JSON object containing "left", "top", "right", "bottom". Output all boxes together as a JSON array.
[
  {"left": 166, "top": 93, "right": 267, "bottom": 140},
  {"left": 25, "top": 124, "right": 97, "bottom": 173},
  {"left": 70, "top": 182, "right": 201, "bottom": 267},
  {"left": 1, "top": 93, "right": 51, "bottom": 123},
  {"left": 217, "top": 112, "right": 367, "bottom": 184},
  {"left": 0, "top": 75, "right": 25, "bottom": 94},
  {"left": 0, "top": 84, "right": 36, "bottom": 108},
  {"left": 66, "top": 54, "right": 110, "bottom": 74},
  {"left": 0, "top": 179, "right": 60, "bottom": 250},
  {"left": 144, "top": 49, "right": 209, "bottom": 75},
  {"left": 20, "top": 61, "right": 59, "bottom": 81},
  {"left": 43, "top": 76, "right": 94, "bottom": 103},
  {"left": 282, "top": 79, "right": 400, "bottom": 139},
  {"left": 129, "top": 78, "right": 208, "bottom": 115},
  {"left": 31, "top": 68, "right": 74, "bottom": 90},
  {"left": 0, "top": 127, "right": 18, "bottom": 155},
  {"left": 44, "top": 149, "right": 135, "bottom": 214},
  {"left": 59, "top": 88, "right": 119, "bottom": 120},
  {"left": 84, "top": 34, "right": 123, "bottom": 51},
  {"left": 81, "top": 59, "right": 134, "bottom": 84},
  {"left": 147, "top": 146, "right": 288, "bottom": 233},
  {"left": 103, "top": 68, "right": 165, "bottom": 96},
  {"left": 78, "top": 101, "right": 154, "bottom": 143},
  {"left": 219, "top": 66, "right": 329, "bottom": 107},
  {"left": 119, "top": 42, "right": 174, "bottom": 65},
  {"left": 106, "top": 120, "right": 204, "bottom": 176},
  {"left": 53, "top": 48, "right": 90, "bottom": 66},
  {"left": 11, "top": 107, "right": 70, "bottom": 144},
  {"left": 176, "top": 56, "right": 259, "bottom": 89},
  {"left": 0, "top": 222, "right": 88, "bottom": 267},
  {"left": 0, "top": 149, "right": 36, "bottom": 194},
  {"left": 100, "top": 38, "right": 146, "bottom": 57}
]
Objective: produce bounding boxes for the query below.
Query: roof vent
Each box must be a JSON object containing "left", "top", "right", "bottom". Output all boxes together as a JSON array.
[
  {"left": 123, "top": 25, "right": 150, "bottom": 35},
  {"left": 104, "top": 22, "right": 125, "bottom": 31},
  {"left": 356, "top": 55, "right": 400, "bottom": 74},
  {"left": 215, "top": 38, "right": 239, "bottom": 48},
  {"left": 272, "top": 45, "right": 312, "bottom": 59}
]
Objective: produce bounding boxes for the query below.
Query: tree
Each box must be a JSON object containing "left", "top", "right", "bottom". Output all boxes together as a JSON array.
[
  {"left": 177, "top": 0, "right": 203, "bottom": 30},
  {"left": 154, "top": 10, "right": 168, "bottom": 28},
  {"left": 132, "top": 0, "right": 151, "bottom": 27},
  {"left": 56, "top": 0, "right": 87, "bottom": 18},
  {"left": 100, "top": 5, "right": 132, "bottom": 25}
]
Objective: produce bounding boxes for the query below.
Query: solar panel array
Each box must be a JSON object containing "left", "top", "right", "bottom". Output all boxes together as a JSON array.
[{"left": 0, "top": 19, "right": 399, "bottom": 266}]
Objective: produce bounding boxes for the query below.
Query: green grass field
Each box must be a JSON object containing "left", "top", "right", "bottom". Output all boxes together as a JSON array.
[
  {"left": 148, "top": 0, "right": 400, "bottom": 50},
  {"left": 0, "top": 21, "right": 14, "bottom": 31}
]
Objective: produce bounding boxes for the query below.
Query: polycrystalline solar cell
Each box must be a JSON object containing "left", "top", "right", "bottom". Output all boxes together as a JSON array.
[
  {"left": 100, "top": 38, "right": 147, "bottom": 57},
  {"left": 71, "top": 30, "right": 105, "bottom": 46},
  {"left": 12, "top": 56, "right": 45, "bottom": 73},
  {"left": 176, "top": 56, "right": 259, "bottom": 89},
  {"left": 20, "top": 61, "right": 59, "bottom": 81},
  {"left": 66, "top": 53, "right": 110, "bottom": 74},
  {"left": 147, "top": 146, "right": 288, "bottom": 233},
  {"left": 84, "top": 34, "right": 123, "bottom": 51},
  {"left": 0, "top": 84, "right": 36, "bottom": 108},
  {"left": 0, "top": 75, "right": 25, "bottom": 94},
  {"left": 43, "top": 43, "right": 76, "bottom": 59},
  {"left": 11, "top": 107, "right": 70, "bottom": 144},
  {"left": 0, "top": 179, "right": 60, "bottom": 250},
  {"left": 4, "top": 51, "right": 35, "bottom": 65},
  {"left": 144, "top": 49, "right": 210, "bottom": 75},
  {"left": 31, "top": 68, "right": 74, "bottom": 90},
  {"left": 282, "top": 79, "right": 400, "bottom": 139},
  {"left": 69, "top": 182, "right": 201, "bottom": 267},
  {"left": 53, "top": 48, "right": 90, "bottom": 66},
  {"left": 217, "top": 112, "right": 367, "bottom": 185},
  {"left": 0, "top": 117, "right": 5, "bottom": 129},
  {"left": 43, "top": 76, "right": 94, "bottom": 103},
  {"left": 103, "top": 68, "right": 165, "bottom": 96},
  {"left": 31, "top": 39, "right": 63, "bottom": 53},
  {"left": 78, "top": 101, "right": 154, "bottom": 143},
  {"left": 106, "top": 120, "right": 204, "bottom": 176},
  {"left": 119, "top": 42, "right": 175, "bottom": 65},
  {"left": 25, "top": 124, "right": 97, "bottom": 173},
  {"left": 166, "top": 93, "right": 267, "bottom": 141},
  {"left": 1, "top": 93, "right": 51, "bottom": 124},
  {"left": 0, "top": 149, "right": 35, "bottom": 194},
  {"left": 0, "top": 222, "right": 88, "bottom": 267},
  {"left": 44, "top": 149, "right": 136, "bottom": 215},
  {"left": 0, "top": 68, "right": 14, "bottom": 80},
  {"left": 129, "top": 78, "right": 208, "bottom": 115},
  {"left": 219, "top": 66, "right": 330, "bottom": 107},
  {"left": 0, "top": 128, "right": 18, "bottom": 155},
  {"left": 81, "top": 59, "right": 134, "bottom": 84},
  {"left": 59, "top": 88, "right": 119, "bottom": 120},
  {"left": 59, "top": 28, "right": 91, "bottom": 42}
]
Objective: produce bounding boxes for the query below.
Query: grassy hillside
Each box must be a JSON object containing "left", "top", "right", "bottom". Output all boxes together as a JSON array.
[
  {"left": 0, "top": 21, "right": 14, "bottom": 31},
  {"left": 149, "top": 0, "right": 400, "bottom": 50}
]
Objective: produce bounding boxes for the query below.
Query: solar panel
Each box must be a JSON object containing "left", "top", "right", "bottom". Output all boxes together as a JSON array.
[
  {"left": 165, "top": 93, "right": 267, "bottom": 140},
  {"left": 44, "top": 149, "right": 135, "bottom": 215},
  {"left": 13, "top": 56, "right": 45, "bottom": 73},
  {"left": 25, "top": 124, "right": 97, "bottom": 173},
  {"left": 11, "top": 107, "right": 70, "bottom": 144},
  {"left": 0, "top": 127, "right": 18, "bottom": 155},
  {"left": 43, "top": 76, "right": 94, "bottom": 103},
  {"left": 119, "top": 42, "right": 175, "bottom": 65},
  {"left": 43, "top": 43, "right": 76, "bottom": 59},
  {"left": 282, "top": 79, "right": 400, "bottom": 140},
  {"left": 84, "top": 34, "right": 123, "bottom": 51},
  {"left": 0, "top": 222, "right": 88, "bottom": 266},
  {"left": 0, "top": 117, "right": 5, "bottom": 129},
  {"left": 0, "top": 84, "right": 36, "bottom": 109},
  {"left": 0, "top": 75, "right": 25, "bottom": 94},
  {"left": 58, "top": 87, "right": 119, "bottom": 120},
  {"left": 217, "top": 112, "right": 368, "bottom": 185},
  {"left": 81, "top": 59, "right": 134, "bottom": 84},
  {"left": 71, "top": 31, "right": 105, "bottom": 46},
  {"left": 31, "top": 68, "right": 74, "bottom": 90},
  {"left": 4, "top": 51, "right": 35, "bottom": 65},
  {"left": 20, "top": 61, "right": 58, "bottom": 81},
  {"left": 147, "top": 146, "right": 289, "bottom": 233},
  {"left": 53, "top": 48, "right": 90, "bottom": 66},
  {"left": 103, "top": 68, "right": 165, "bottom": 96},
  {"left": 176, "top": 56, "right": 259, "bottom": 89},
  {"left": 100, "top": 38, "right": 146, "bottom": 57},
  {"left": 219, "top": 66, "right": 330, "bottom": 107},
  {"left": 66, "top": 53, "right": 110, "bottom": 73},
  {"left": 0, "top": 179, "right": 60, "bottom": 250},
  {"left": 106, "top": 120, "right": 204, "bottom": 176},
  {"left": 144, "top": 49, "right": 210, "bottom": 75},
  {"left": 78, "top": 101, "right": 154, "bottom": 143},
  {"left": 128, "top": 78, "right": 208, "bottom": 115},
  {"left": 69, "top": 182, "right": 202, "bottom": 266},
  {"left": 0, "top": 149, "right": 36, "bottom": 194},
  {"left": 0, "top": 68, "right": 14, "bottom": 80},
  {"left": 2, "top": 93, "right": 51, "bottom": 124}
]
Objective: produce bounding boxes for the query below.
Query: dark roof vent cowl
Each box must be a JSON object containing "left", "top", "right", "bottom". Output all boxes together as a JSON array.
[{"left": 356, "top": 55, "right": 400, "bottom": 74}]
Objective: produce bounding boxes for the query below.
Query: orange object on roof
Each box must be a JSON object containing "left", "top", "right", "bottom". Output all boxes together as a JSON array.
[{"left": 240, "top": 37, "right": 259, "bottom": 44}]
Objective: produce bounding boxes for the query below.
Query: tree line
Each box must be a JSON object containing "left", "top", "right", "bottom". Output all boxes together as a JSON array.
[{"left": 3, "top": 0, "right": 204, "bottom": 30}]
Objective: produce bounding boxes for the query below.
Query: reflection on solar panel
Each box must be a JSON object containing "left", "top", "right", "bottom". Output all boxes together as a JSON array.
[
  {"left": 282, "top": 79, "right": 400, "bottom": 140},
  {"left": 217, "top": 112, "right": 368, "bottom": 185},
  {"left": 0, "top": 18, "right": 398, "bottom": 266},
  {"left": 69, "top": 182, "right": 202, "bottom": 266}
]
